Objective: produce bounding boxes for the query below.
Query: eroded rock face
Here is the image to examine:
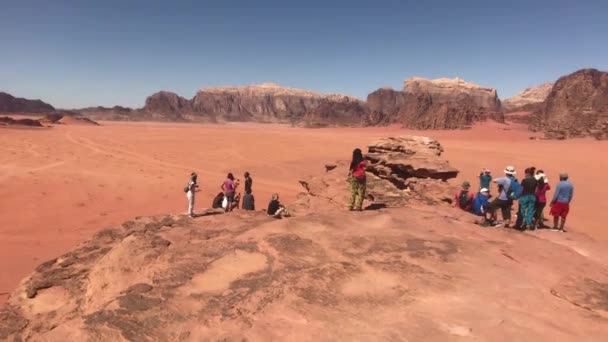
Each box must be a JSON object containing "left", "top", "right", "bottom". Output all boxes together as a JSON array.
[
  {"left": 0, "top": 92, "right": 55, "bottom": 113},
  {"left": 367, "top": 78, "right": 503, "bottom": 129},
  {"left": 0, "top": 116, "right": 43, "bottom": 127},
  {"left": 143, "top": 91, "right": 193, "bottom": 121},
  {"left": 502, "top": 82, "right": 553, "bottom": 112},
  {"left": 536, "top": 68, "right": 608, "bottom": 140},
  {"left": 296, "top": 136, "right": 459, "bottom": 210}
]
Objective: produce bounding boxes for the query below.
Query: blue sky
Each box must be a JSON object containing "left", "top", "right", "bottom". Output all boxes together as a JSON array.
[{"left": 1, "top": 0, "right": 607, "bottom": 108}]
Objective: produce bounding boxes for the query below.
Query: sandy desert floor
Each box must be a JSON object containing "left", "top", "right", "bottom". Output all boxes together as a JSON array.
[{"left": 1, "top": 120, "right": 607, "bottom": 304}]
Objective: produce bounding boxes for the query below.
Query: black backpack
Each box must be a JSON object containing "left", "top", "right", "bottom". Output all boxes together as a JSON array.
[
  {"left": 183, "top": 183, "right": 190, "bottom": 193},
  {"left": 458, "top": 190, "right": 471, "bottom": 209}
]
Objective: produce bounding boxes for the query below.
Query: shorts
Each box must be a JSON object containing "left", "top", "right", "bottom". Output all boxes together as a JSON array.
[
  {"left": 491, "top": 198, "right": 512, "bottom": 220},
  {"left": 550, "top": 202, "right": 570, "bottom": 218}
]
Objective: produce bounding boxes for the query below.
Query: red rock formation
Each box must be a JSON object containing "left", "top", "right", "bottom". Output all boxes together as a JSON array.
[
  {"left": 367, "top": 78, "right": 503, "bottom": 129},
  {"left": 0, "top": 92, "right": 55, "bottom": 113},
  {"left": 537, "top": 69, "right": 608, "bottom": 140}
]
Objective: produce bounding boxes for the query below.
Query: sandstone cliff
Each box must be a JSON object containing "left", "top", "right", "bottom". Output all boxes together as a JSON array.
[
  {"left": 142, "top": 83, "right": 363, "bottom": 125},
  {"left": 367, "top": 78, "right": 503, "bottom": 129},
  {"left": 0, "top": 92, "right": 55, "bottom": 113},
  {"left": 502, "top": 82, "right": 553, "bottom": 112},
  {"left": 536, "top": 68, "right": 608, "bottom": 140}
]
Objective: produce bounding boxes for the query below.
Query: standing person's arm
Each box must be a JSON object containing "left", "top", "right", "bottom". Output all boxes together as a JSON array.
[{"left": 569, "top": 185, "right": 574, "bottom": 203}]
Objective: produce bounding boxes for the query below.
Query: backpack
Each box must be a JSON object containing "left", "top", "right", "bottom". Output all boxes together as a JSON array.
[
  {"left": 458, "top": 190, "right": 471, "bottom": 209},
  {"left": 507, "top": 179, "right": 522, "bottom": 200},
  {"left": 184, "top": 182, "right": 191, "bottom": 193}
]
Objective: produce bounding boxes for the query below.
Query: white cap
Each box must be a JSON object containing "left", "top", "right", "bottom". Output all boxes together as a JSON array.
[{"left": 480, "top": 188, "right": 489, "bottom": 193}]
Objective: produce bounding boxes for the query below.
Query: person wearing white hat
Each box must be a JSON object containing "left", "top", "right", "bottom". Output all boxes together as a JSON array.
[
  {"left": 489, "top": 166, "right": 520, "bottom": 227},
  {"left": 534, "top": 170, "right": 551, "bottom": 228},
  {"left": 472, "top": 187, "right": 491, "bottom": 220}
]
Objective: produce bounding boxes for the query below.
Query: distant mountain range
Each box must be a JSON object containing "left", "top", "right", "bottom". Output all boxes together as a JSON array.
[{"left": 2, "top": 68, "right": 606, "bottom": 138}]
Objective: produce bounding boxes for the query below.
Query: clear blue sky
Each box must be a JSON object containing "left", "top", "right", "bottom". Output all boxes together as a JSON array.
[{"left": 1, "top": 0, "right": 607, "bottom": 108}]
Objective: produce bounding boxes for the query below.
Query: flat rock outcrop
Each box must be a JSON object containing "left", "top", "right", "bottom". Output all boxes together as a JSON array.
[
  {"left": 0, "top": 92, "right": 55, "bottom": 113},
  {"left": 535, "top": 68, "right": 608, "bottom": 140},
  {"left": 367, "top": 78, "right": 503, "bottom": 129},
  {"left": 502, "top": 82, "right": 553, "bottom": 112}
]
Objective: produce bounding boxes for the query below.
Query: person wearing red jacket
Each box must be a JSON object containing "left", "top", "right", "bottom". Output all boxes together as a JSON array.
[
  {"left": 348, "top": 148, "right": 367, "bottom": 211},
  {"left": 455, "top": 181, "right": 475, "bottom": 211}
]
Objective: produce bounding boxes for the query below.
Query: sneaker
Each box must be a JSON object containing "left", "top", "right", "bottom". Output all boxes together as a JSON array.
[{"left": 493, "top": 222, "right": 504, "bottom": 227}]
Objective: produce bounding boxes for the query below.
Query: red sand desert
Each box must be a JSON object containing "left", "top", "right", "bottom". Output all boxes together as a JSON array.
[{"left": 1, "top": 121, "right": 607, "bottom": 316}]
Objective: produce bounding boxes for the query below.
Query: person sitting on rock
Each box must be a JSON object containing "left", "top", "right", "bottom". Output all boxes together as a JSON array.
[
  {"left": 267, "top": 193, "right": 289, "bottom": 218},
  {"left": 472, "top": 188, "right": 491, "bottom": 218},
  {"left": 455, "top": 181, "right": 475, "bottom": 211},
  {"left": 348, "top": 148, "right": 367, "bottom": 211},
  {"left": 212, "top": 192, "right": 224, "bottom": 209}
]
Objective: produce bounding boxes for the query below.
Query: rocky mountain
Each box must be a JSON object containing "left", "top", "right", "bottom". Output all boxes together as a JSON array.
[
  {"left": 3, "top": 136, "right": 608, "bottom": 341},
  {"left": 502, "top": 82, "right": 553, "bottom": 112},
  {"left": 367, "top": 78, "right": 503, "bottom": 129},
  {"left": 0, "top": 92, "right": 55, "bottom": 113},
  {"left": 141, "top": 83, "right": 365, "bottom": 125},
  {"left": 536, "top": 68, "right": 608, "bottom": 140}
]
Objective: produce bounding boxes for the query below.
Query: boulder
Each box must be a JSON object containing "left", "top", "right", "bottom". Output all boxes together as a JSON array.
[{"left": 535, "top": 68, "right": 608, "bottom": 140}]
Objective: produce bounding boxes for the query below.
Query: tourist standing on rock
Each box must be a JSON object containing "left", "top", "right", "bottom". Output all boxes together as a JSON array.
[
  {"left": 550, "top": 173, "right": 574, "bottom": 232},
  {"left": 518, "top": 168, "right": 538, "bottom": 230},
  {"left": 534, "top": 171, "right": 551, "bottom": 228},
  {"left": 221, "top": 173, "right": 236, "bottom": 213},
  {"left": 479, "top": 169, "right": 492, "bottom": 192},
  {"left": 242, "top": 192, "right": 255, "bottom": 210},
  {"left": 185, "top": 172, "right": 199, "bottom": 218},
  {"left": 455, "top": 181, "right": 475, "bottom": 211},
  {"left": 244, "top": 172, "right": 253, "bottom": 194},
  {"left": 490, "top": 166, "right": 519, "bottom": 227},
  {"left": 348, "top": 148, "right": 367, "bottom": 211}
]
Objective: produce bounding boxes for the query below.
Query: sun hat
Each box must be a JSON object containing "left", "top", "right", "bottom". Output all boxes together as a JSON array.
[
  {"left": 504, "top": 166, "right": 516, "bottom": 175},
  {"left": 559, "top": 172, "right": 568, "bottom": 179},
  {"left": 462, "top": 181, "right": 471, "bottom": 189},
  {"left": 483, "top": 168, "right": 491, "bottom": 173},
  {"left": 480, "top": 188, "right": 489, "bottom": 193}
]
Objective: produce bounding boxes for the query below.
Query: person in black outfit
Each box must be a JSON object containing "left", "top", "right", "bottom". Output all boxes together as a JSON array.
[
  {"left": 267, "top": 193, "right": 288, "bottom": 218},
  {"left": 212, "top": 192, "right": 224, "bottom": 209},
  {"left": 244, "top": 172, "right": 253, "bottom": 194},
  {"left": 516, "top": 167, "right": 538, "bottom": 230}
]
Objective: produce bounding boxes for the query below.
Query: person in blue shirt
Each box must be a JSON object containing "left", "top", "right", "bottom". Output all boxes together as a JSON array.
[
  {"left": 550, "top": 173, "right": 574, "bottom": 232},
  {"left": 472, "top": 188, "right": 491, "bottom": 220}
]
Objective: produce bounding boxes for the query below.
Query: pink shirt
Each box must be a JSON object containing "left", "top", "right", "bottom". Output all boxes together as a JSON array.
[
  {"left": 223, "top": 179, "right": 235, "bottom": 193},
  {"left": 535, "top": 183, "right": 551, "bottom": 203}
]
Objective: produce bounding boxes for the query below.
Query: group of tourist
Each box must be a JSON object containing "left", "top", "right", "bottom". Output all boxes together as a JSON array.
[
  {"left": 185, "top": 171, "right": 289, "bottom": 218},
  {"left": 456, "top": 166, "right": 574, "bottom": 231}
]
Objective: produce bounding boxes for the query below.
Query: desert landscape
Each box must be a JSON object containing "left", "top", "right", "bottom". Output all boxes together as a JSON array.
[
  {"left": 1, "top": 114, "right": 608, "bottom": 339},
  {"left": 2, "top": 67, "right": 608, "bottom": 340}
]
